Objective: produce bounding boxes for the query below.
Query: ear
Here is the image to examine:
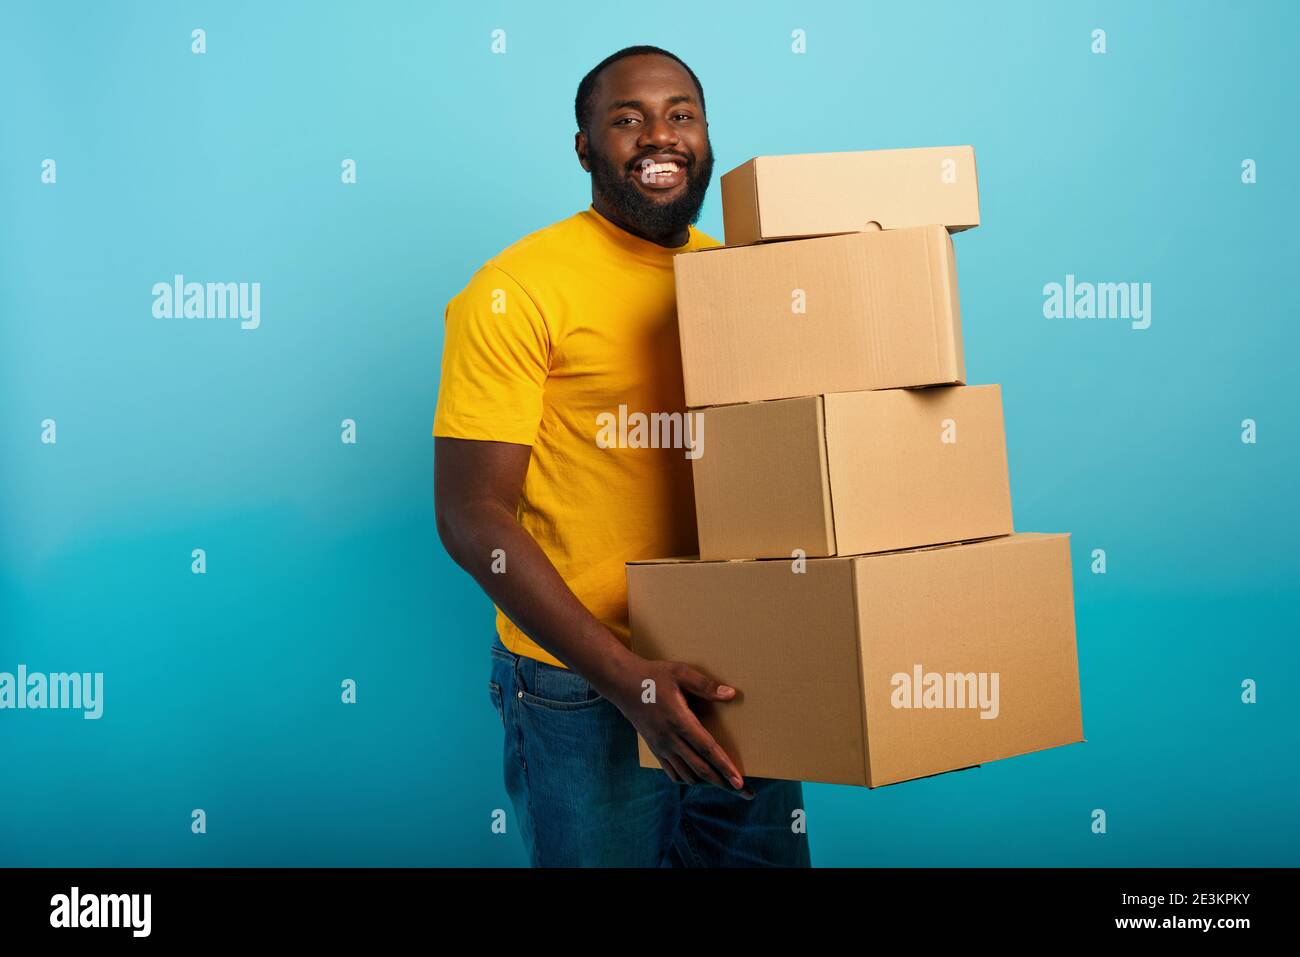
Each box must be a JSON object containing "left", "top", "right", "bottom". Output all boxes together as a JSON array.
[{"left": 575, "top": 130, "right": 590, "bottom": 172}]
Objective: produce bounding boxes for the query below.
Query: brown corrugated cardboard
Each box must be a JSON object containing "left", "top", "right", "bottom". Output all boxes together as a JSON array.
[
  {"left": 694, "top": 385, "right": 1014, "bottom": 560},
  {"left": 674, "top": 225, "right": 964, "bottom": 408},
  {"left": 626, "top": 533, "right": 1083, "bottom": 788},
  {"left": 721, "top": 146, "right": 981, "bottom": 246}
]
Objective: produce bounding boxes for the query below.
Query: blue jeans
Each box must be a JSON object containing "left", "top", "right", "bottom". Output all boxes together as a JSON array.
[{"left": 488, "top": 637, "right": 812, "bottom": 867}]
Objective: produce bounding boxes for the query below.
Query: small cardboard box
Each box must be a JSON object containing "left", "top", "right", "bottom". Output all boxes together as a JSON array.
[
  {"left": 627, "top": 533, "right": 1083, "bottom": 788},
  {"left": 674, "top": 225, "right": 964, "bottom": 408},
  {"left": 694, "top": 385, "right": 1013, "bottom": 560},
  {"left": 721, "top": 145, "right": 980, "bottom": 246}
]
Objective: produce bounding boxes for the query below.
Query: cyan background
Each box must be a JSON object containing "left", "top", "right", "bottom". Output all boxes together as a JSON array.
[{"left": 1, "top": 0, "right": 1295, "bottom": 866}]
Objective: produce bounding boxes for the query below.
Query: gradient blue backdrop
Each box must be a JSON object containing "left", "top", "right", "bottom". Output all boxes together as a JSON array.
[{"left": 2, "top": 0, "right": 1295, "bottom": 866}]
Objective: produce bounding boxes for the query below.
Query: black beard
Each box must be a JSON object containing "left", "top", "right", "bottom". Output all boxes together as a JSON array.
[{"left": 588, "top": 141, "right": 714, "bottom": 238}]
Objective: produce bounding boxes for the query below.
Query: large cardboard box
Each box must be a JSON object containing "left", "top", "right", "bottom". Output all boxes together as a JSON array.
[
  {"left": 675, "top": 225, "right": 964, "bottom": 408},
  {"left": 627, "top": 533, "right": 1083, "bottom": 788},
  {"left": 721, "top": 146, "right": 981, "bottom": 246},
  {"left": 694, "top": 385, "right": 1013, "bottom": 560}
]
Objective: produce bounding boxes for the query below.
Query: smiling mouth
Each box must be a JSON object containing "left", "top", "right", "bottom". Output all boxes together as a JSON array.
[{"left": 634, "top": 158, "right": 687, "bottom": 191}]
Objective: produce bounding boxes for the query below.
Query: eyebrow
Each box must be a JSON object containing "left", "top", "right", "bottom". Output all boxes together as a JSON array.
[{"left": 607, "top": 94, "right": 698, "bottom": 113}]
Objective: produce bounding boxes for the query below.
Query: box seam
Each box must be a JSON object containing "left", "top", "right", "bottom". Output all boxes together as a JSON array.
[
  {"left": 817, "top": 395, "right": 838, "bottom": 555},
  {"left": 943, "top": 231, "right": 964, "bottom": 378},
  {"left": 749, "top": 158, "right": 763, "bottom": 242},
  {"left": 848, "top": 560, "right": 872, "bottom": 787},
  {"left": 923, "top": 227, "right": 944, "bottom": 376},
  {"left": 674, "top": 266, "right": 699, "bottom": 407}
]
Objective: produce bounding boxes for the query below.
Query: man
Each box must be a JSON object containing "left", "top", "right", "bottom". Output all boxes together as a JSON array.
[{"left": 433, "top": 45, "right": 810, "bottom": 867}]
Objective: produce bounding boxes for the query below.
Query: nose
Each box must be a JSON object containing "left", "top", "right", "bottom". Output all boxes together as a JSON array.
[{"left": 638, "top": 115, "right": 679, "bottom": 150}]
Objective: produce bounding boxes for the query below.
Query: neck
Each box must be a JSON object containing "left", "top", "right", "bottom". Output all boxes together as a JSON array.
[{"left": 591, "top": 195, "right": 689, "bottom": 249}]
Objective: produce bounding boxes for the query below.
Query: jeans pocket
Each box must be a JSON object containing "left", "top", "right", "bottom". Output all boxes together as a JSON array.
[
  {"left": 488, "top": 680, "right": 505, "bottom": 725},
  {"left": 516, "top": 659, "right": 606, "bottom": 711}
]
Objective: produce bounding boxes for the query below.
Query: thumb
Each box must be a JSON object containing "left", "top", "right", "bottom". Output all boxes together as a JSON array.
[{"left": 676, "top": 665, "right": 737, "bottom": 702}]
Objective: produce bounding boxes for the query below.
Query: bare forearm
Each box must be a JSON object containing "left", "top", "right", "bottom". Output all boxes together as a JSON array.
[{"left": 438, "top": 502, "right": 639, "bottom": 693}]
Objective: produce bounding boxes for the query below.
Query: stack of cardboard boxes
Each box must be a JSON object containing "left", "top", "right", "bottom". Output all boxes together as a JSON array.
[{"left": 627, "top": 147, "right": 1084, "bottom": 788}]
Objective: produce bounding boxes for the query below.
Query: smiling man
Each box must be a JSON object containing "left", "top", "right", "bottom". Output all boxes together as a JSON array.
[{"left": 433, "top": 46, "right": 811, "bottom": 867}]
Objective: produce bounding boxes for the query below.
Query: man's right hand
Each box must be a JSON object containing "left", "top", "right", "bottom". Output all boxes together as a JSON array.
[{"left": 605, "top": 656, "right": 754, "bottom": 800}]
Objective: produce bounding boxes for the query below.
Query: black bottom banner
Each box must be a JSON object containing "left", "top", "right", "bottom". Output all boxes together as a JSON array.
[{"left": 0, "top": 866, "right": 1282, "bottom": 942}]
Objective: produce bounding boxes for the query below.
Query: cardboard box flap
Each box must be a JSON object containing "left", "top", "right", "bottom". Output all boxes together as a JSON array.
[
  {"left": 628, "top": 555, "right": 870, "bottom": 786},
  {"left": 847, "top": 560, "right": 873, "bottom": 787},
  {"left": 854, "top": 530, "right": 1060, "bottom": 562},
  {"left": 853, "top": 532, "right": 1082, "bottom": 786},
  {"left": 819, "top": 385, "right": 1012, "bottom": 557},
  {"left": 926, "top": 227, "right": 966, "bottom": 377},
  {"left": 694, "top": 395, "right": 836, "bottom": 560},
  {"left": 719, "top": 157, "right": 761, "bottom": 252}
]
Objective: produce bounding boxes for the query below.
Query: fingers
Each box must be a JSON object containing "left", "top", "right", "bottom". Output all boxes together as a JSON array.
[
  {"left": 661, "top": 752, "right": 697, "bottom": 785},
  {"left": 671, "top": 735, "right": 732, "bottom": 790},
  {"left": 676, "top": 664, "right": 737, "bottom": 703},
  {"left": 653, "top": 732, "right": 728, "bottom": 789},
  {"left": 675, "top": 714, "right": 745, "bottom": 792},
  {"left": 657, "top": 749, "right": 682, "bottom": 783},
  {"left": 668, "top": 664, "right": 746, "bottom": 791},
  {"left": 648, "top": 662, "right": 749, "bottom": 793}
]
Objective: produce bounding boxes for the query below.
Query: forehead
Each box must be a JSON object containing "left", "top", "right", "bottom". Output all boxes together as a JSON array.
[{"left": 593, "top": 54, "right": 699, "bottom": 107}]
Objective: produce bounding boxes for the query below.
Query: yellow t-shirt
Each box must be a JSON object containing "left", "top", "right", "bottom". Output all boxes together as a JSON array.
[{"left": 433, "top": 205, "right": 720, "bottom": 667}]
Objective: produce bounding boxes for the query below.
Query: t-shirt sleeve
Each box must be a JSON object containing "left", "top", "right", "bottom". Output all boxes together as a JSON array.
[{"left": 433, "top": 263, "right": 550, "bottom": 445}]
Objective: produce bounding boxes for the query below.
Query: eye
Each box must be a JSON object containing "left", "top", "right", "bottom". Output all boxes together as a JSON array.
[{"left": 614, "top": 116, "right": 640, "bottom": 127}]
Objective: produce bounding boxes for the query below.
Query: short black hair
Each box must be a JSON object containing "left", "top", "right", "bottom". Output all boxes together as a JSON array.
[{"left": 574, "top": 45, "right": 706, "bottom": 135}]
